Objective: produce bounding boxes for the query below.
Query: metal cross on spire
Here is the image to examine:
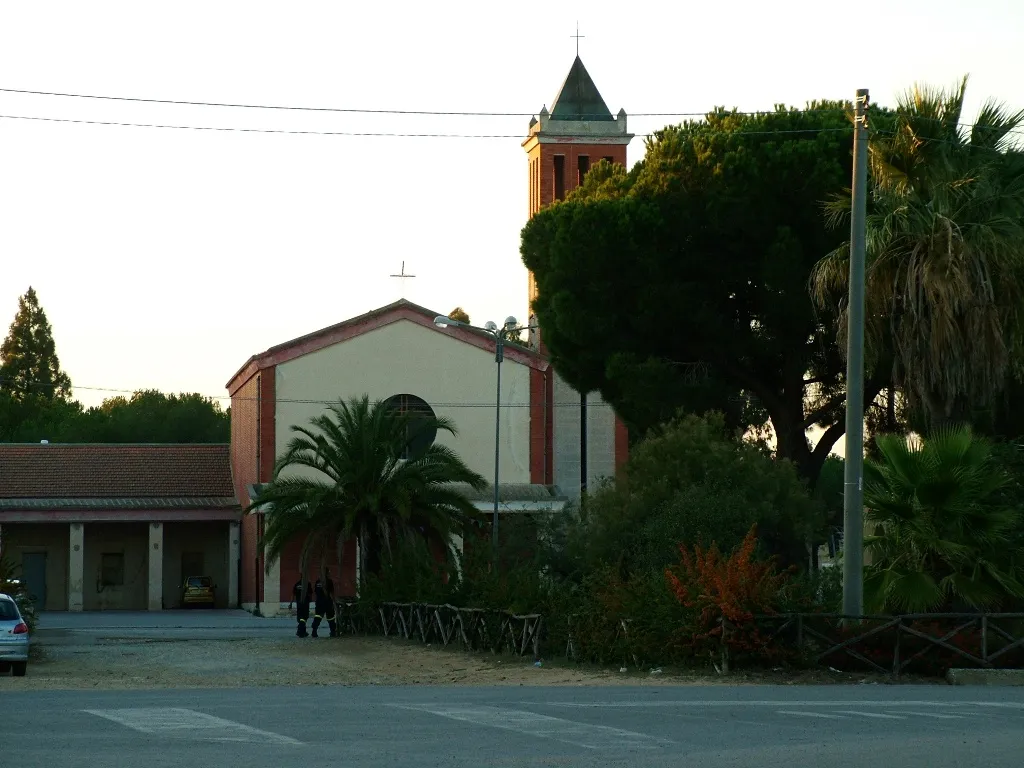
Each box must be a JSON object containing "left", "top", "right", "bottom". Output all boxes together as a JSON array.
[
  {"left": 571, "top": 23, "right": 585, "bottom": 56},
  {"left": 389, "top": 261, "right": 416, "bottom": 296}
]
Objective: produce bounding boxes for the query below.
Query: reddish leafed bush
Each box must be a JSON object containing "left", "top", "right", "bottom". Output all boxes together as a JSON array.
[{"left": 666, "top": 525, "right": 796, "bottom": 672}]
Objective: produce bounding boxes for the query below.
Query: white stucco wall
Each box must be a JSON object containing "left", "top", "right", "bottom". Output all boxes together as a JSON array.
[
  {"left": 274, "top": 319, "right": 533, "bottom": 484},
  {"left": 551, "top": 370, "right": 618, "bottom": 499}
]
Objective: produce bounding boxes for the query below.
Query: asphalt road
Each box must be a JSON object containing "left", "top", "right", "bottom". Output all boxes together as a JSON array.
[{"left": 5, "top": 684, "right": 1023, "bottom": 768}]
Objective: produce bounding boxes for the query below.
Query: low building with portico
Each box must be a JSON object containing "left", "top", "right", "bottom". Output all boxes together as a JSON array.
[{"left": 0, "top": 443, "right": 241, "bottom": 611}]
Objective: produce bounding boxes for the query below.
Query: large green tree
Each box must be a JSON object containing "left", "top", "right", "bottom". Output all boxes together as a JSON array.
[
  {"left": 522, "top": 105, "right": 888, "bottom": 485},
  {"left": 812, "top": 77, "right": 1024, "bottom": 431},
  {"left": 0, "top": 287, "right": 72, "bottom": 402},
  {"left": 250, "top": 395, "right": 486, "bottom": 584}
]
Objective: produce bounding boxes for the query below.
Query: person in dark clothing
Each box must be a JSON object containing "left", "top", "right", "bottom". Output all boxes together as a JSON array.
[
  {"left": 292, "top": 577, "right": 312, "bottom": 638},
  {"left": 310, "top": 577, "right": 337, "bottom": 638}
]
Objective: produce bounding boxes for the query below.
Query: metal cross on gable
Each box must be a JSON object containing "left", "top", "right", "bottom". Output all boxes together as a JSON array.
[
  {"left": 571, "top": 23, "right": 585, "bottom": 56},
  {"left": 389, "top": 261, "right": 416, "bottom": 295}
]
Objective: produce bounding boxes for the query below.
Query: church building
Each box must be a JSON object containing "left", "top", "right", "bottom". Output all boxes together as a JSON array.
[{"left": 227, "top": 56, "right": 634, "bottom": 615}]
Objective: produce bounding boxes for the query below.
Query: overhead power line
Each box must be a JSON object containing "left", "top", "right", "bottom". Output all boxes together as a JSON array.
[
  {"left": 0, "top": 86, "right": 850, "bottom": 118},
  {"left": 0, "top": 113, "right": 856, "bottom": 139}
]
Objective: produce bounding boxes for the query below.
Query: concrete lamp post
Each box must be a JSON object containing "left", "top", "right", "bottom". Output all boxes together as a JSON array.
[{"left": 434, "top": 313, "right": 534, "bottom": 549}]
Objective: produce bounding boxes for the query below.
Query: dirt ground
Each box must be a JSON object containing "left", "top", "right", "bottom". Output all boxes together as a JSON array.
[{"left": 0, "top": 633, "right": 935, "bottom": 691}]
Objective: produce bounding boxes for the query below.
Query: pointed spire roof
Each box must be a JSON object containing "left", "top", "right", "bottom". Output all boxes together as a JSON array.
[{"left": 549, "top": 56, "right": 615, "bottom": 122}]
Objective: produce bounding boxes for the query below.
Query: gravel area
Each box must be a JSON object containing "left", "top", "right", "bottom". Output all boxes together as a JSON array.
[{"left": 0, "top": 634, "right": 935, "bottom": 690}]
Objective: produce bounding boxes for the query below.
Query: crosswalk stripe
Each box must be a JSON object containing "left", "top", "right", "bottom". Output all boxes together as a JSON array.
[
  {"left": 835, "top": 711, "right": 906, "bottom": 720},
  {"left": 394, "top": 705, "right": 670, "bottom": 750},
  {"left": 83, "top": 708, "right": 302, "bottom": 746},
  {"left": 776, "top": 710, "right": 846, "bottom": 720},
  {"left": 897, "top": 711, "right": 964, "bottom": 720}
]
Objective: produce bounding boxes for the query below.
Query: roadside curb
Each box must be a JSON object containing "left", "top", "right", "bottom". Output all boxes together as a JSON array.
[{"left": 946, "top": 668, "right": 1024, "bottom": 686}]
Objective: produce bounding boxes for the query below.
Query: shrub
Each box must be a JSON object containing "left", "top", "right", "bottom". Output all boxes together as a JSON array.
[
  {"left": 578, "top": 412, "right": 822, "bottom": 579},
  {"left": 666, "top": 525, "right": 797, "bottom": 672},
  {"left": 863, "top": 426, "right": 1024, "bottom": 613}
]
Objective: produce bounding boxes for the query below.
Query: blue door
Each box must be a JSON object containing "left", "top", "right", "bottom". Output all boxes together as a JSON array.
[{"left": 21, "top": 553, "right": 47, "bottom": 610}]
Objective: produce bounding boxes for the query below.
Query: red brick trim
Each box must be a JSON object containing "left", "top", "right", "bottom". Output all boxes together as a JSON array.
[
  {"left": 614, "top": 415, "right": 629, "bottom": 474},
  {"left": 258, "top": 367, "right": 276, "bottom": 482},
  {"left": 227, "top": 362, "right": 259, "bottom": 397},
  {"left": 529, "top": 368, "right": 554, "bottom": 484}
]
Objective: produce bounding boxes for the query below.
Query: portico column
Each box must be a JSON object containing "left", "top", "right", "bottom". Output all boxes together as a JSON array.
[
  {"left": 148, "top": 523, "right": 163, "bottom": 611},
  {"left": 228, "top": 522, "right": 240, "bottom": 608},
  {"left": 69, "top": 523, "right": 84, "bottom": 612}
]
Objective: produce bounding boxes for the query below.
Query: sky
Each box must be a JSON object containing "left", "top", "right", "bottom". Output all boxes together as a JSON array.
[{"left": 2, "top": 0, "right": 1022, "bottom": 416}]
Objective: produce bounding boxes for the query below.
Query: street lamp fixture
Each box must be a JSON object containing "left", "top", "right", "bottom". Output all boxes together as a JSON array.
[{"left": 434, "top": 313, "right": 535, "bottom": 549}]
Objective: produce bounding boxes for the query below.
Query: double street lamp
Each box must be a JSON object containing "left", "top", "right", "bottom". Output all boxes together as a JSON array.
[{"left": 434, "top": 313, "right": 534, "bottom": 549}]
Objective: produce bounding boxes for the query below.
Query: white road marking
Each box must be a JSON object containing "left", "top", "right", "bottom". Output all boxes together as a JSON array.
[
  {"left": 83, "top": 708, "right": 301, "bottom": 746},
  {"left": 897, "top": 711, "right": 965, "bottom": 720},
  {"left": 394, "top": 705, "right": 669, "bottom": 750},
  {"left": 542, "top": 700, "right": 1013, "bottom": 709},
  {"left": 776, "top": 710, "right": 846, "bottom": 720},
  {"left": 835, "top": 710, "right": 906, "bottom": 720}
]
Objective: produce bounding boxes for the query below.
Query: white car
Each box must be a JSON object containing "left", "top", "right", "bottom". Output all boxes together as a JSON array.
[{"left": 0, "top": 592, "right": 30, "bottom": 677}]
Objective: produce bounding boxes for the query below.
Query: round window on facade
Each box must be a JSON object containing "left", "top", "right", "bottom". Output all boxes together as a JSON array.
[{"left": 383, "top": 394, "right": 437, "bottom": 460}]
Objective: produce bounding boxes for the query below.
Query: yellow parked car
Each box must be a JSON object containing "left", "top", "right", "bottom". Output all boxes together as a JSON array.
[{"left": 181, "top": 576, "right": 216, "bottom": 608}]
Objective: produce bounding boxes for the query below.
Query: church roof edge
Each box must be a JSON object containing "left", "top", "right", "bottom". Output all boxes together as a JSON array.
[{"left": 225, "top": 299, "right": 549, "bottom": 393}]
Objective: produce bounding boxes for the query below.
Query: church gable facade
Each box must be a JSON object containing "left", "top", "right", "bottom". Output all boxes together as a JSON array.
[{"left": 226, "top": 300, "right": 583, "bottom": 614}]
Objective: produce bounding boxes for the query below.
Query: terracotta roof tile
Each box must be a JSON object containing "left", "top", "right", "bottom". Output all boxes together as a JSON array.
[{"left": 0, "top": 444, "right": 235, "bottom": 500}]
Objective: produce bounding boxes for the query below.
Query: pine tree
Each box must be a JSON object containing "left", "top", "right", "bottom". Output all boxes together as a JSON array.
[{"left": 0, "top": 287, "right": 72, "bottom": 402}]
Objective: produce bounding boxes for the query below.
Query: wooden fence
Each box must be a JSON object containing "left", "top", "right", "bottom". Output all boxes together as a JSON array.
[
  {"left": 334, "top": 600, "right": 542, "bottom": 659},
  {"left": 335, "top": 602, "right": 1024, "bottom": 676},
  {"left": 750, "top": 612, "right": 1024, "bottom": 676}
]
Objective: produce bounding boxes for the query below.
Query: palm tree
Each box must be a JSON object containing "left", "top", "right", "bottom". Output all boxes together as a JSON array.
[
  {"left": 811, "top": 76, "right": 1024, "bottom": 429},
  {"left": 246, "top": 395, "right": 486, "bottom": 592},
  {"left": 862, "top": 425, "right": 1024, "bottom": 613}
]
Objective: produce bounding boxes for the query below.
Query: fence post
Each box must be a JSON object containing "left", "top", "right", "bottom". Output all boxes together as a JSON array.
[
  {"left": 893, "top": 617, "right": 901, "bottom": 676},
  {"left": 981, "top": 615, "right": 988, "bottom": 663}
]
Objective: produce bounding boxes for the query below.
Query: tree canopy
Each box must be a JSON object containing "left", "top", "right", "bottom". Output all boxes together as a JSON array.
[
  {"left": 0, "top": 390, "right": 229, "bottom": 443},
  {"left": 0, "top": 287, "right": 71, "bottom": 403},
  {"left": 812, "top": 76, "right": 1024, "bottom": 431},
  {"left": 522, "top": 104, "right": 886, "bottom": 484}
]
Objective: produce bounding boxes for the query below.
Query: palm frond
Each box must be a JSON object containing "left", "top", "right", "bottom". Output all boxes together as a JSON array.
[{"left": 249, "top": 394, "right": 486, "bottom": 587}]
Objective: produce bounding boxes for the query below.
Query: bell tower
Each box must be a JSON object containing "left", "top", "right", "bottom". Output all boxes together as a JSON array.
[
  {"left": 523, "top": 56, "right": 634, "bottom": 315},
  {"left": 522, "top": 55, "right": 633, "bottom": 496}
]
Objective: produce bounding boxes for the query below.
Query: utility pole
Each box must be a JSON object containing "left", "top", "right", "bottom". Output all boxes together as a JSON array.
[
  {"left": 580, "top": 391, "right": 588, "bottom": 505},
  {"left": 493, "top": 334, "right": 504, "bottom": 550},
  {"left": 842, "top": 88, "right": 870, "bottom": 617}
]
